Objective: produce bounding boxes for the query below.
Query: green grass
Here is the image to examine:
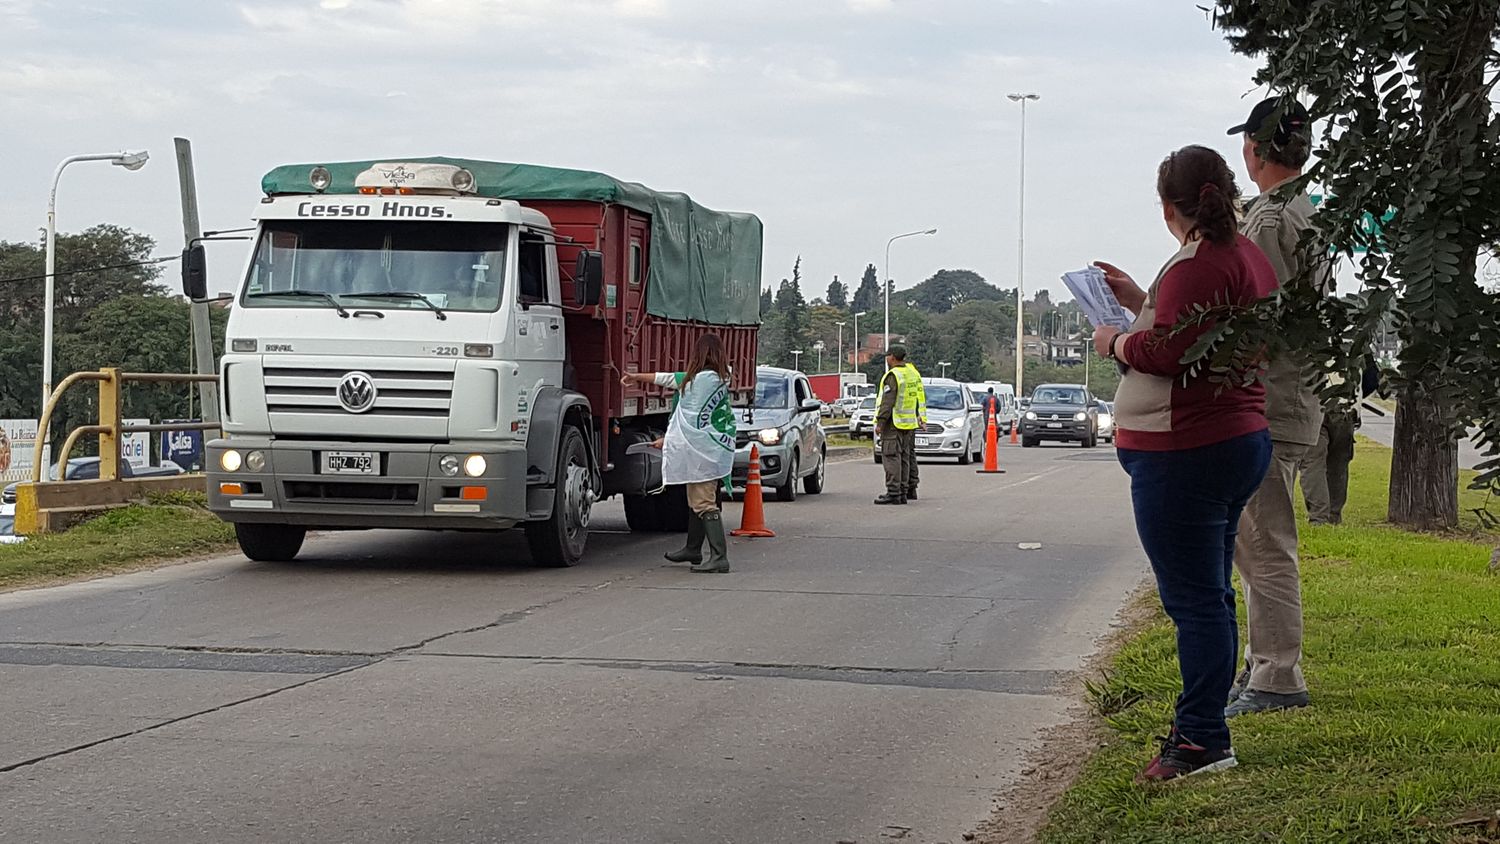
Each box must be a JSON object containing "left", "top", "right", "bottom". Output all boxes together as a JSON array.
[
  {"left": 826, "top": 433, "right": 873, "bottom": 449},
  {"left": 1041, "top": 439, "right": 1500, "bottom": 844},
  {"left": 0, "top": 492, "right": 234, "bottom": 590}
]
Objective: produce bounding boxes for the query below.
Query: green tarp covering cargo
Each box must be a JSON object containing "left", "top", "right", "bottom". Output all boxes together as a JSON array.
[{"left": 261, "top": 157, "right": 763, "bottom": 326}]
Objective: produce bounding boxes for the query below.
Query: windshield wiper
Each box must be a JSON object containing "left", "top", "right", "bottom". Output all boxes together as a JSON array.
[
  {"left": 341, "top": 291, "right": 447, "bottom": 321},
  {"left": 246, "top": 290, "right": 350, "bottom": 318}
]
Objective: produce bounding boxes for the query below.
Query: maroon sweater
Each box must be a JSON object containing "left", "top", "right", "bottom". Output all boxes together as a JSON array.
[{"left": 1113, "top": 236, "right": 1279, "bottom": 452}]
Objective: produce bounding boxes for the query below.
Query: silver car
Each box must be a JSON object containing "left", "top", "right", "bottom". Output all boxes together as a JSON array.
[
  {"left": 873, "top": 379, "right": 986, "bottom": 465},
  {"left": 848, "top": 396, "right": 878, "bottom": 436},
  {"left": 732, "top": 367, "right": 827, "bottom": 502}
]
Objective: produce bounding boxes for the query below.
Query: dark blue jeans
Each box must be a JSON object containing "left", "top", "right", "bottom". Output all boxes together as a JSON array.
[{"left": 1118, "top": 430, "right": 1272, "bottom": 750}]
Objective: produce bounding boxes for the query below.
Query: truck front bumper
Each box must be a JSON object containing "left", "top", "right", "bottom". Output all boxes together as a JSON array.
[{"left": 205, "top": 438, "right": 529, "bottom": 530}]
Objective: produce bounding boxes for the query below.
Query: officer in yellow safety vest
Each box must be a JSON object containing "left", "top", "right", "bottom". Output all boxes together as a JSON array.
[{"left": 874, "top": 344, "right": 926, "bottom": 505}]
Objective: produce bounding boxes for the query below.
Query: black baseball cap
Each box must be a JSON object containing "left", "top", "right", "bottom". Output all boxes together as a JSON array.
[{"left": 1227, "top": 96, "right": 1311, "bottom": 143}]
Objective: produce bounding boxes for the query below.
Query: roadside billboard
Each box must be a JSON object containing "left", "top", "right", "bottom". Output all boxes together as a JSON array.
[
  {"left": 160, "top": 421, "right": 204, "bottom": 471},
  {"left": 0, "top": 419, "right": 39, "bottom": 484},
  {"left": 122, "top": 418, "right": 151, "bottom": 469}
]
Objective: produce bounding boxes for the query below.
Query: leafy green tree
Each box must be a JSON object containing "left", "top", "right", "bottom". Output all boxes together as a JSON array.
[
  {"left": 826, "top": 275, "right": 849, "bottom": 310},
  {"left": 1212, "top": 0, "right": 1500, "bottom": 528},
  {"left": 851, "top": 263, "right": 881, "bottom": 314},
  {"left": 759, "top": 287, "right": 773, "bottom": 317},
  {"left": 904, "top": 269, "right": 1004, "bottom": 314}
]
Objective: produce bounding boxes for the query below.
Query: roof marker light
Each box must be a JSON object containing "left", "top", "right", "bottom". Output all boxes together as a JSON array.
[{"left": 309, "top": 166, "right": 332, "bottom": 191}]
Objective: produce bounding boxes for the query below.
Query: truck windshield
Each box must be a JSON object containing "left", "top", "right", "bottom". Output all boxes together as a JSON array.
[{"left": 242, "top": 220, "right": 508, "bottom": 313}]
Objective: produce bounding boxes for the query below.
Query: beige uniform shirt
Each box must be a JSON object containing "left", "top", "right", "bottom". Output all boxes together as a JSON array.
[{"left": 1240, "top": 177, "right": 1329, "bottom": 446}]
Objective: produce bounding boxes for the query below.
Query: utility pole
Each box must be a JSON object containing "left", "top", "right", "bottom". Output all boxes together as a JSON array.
[
  {"left": 174, "top": 138, "right": 219, "bottom": 425},
  {"left": 1009, "top": 93, "right": 1039, "bottom": 400}
]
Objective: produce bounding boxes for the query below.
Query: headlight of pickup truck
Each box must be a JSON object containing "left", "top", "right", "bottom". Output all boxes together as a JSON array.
[
  {"left": 1074, "top": 412, "right": 1087, "bottom": 421},
  {"left": 1024, "top": 411, "right": 1037, "bottom": 421},
  {"left": 757, "top": 428, "right": 782, "bottom": 446},
  {"left": 943, "top": 417, "right": 965, "bottom": 430}
]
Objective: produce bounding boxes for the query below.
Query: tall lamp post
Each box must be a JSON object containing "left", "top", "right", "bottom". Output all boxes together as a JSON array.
[
  {"left": 790, "top": 349, "right": 804, "bottom": 372},
  {"left": 1008, "top": 92, "right": 1039, "bottom": 400},
  {"left": 852, "top": 310, "right": 868, "bottom": 370},
  {"left": 938, "top": 360, "right": 952, "bottom": 378},
  {"left": 43, "top": 150, "right": 149, "bottom": 468},
  {"left": 812, "top": 340, "right": 825, "bottom": 372},
  {"left": 835, "top": 321, "right": 846, "bottom": 373},
  {"left": 883, "top": 228, "right": 938, "bottom": 353}
]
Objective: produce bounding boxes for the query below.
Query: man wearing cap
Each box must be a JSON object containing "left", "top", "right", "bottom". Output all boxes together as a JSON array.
[
  {"left": 874, "top": 345, "right": 925, "bottom": 505},
  {"left": 1225, "top": 95, "right": 1331, "bottom": 718}
]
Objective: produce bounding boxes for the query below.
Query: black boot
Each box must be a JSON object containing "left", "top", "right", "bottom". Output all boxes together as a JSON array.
[
  {"left": 874, "top": 493, "right": 906, "bottom": 505},
  {"left": 664, "top": 512, "right": 705, "bottom": 564},
  {"left": 691, "top": 511, "right": 730, "bottom": 573},
  {"left": 906, "top": 489, "right": 918, "bottom": 501}
]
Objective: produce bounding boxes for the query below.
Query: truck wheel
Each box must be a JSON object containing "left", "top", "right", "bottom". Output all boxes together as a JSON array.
[
  {"left": 775, "top": 452, "right": 799, "bottom": 502},
  {"left": 804, "top": 447, "right": 826, "bottom": 495},
  {"left": 623, "top": 493, "right": 659, "bottom": 532},
  {"left": 525, "top": 427, "right": 592, "bottom": 567},
  {"left": 1022, "top": 435, "right": 1038, "bottom": 448},
  {"left": 653, "top": 484, "right": 690, "bottom": 532},
  {"left": 235, "top": 523, "right": 306, "bottom": 562}
]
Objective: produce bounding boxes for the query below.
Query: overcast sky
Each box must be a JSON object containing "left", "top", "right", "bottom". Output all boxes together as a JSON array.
[{"left": 1, "top": 0, "right": 1283, "bottom": 305}]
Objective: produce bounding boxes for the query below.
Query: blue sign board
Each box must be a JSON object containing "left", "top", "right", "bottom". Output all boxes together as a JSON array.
[{"left": 161, "top": 420, "right": 204, "bottom": 472}]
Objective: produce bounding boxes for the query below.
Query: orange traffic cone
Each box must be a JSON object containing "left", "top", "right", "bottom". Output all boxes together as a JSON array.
[
  {"left": 731, "top": 444, "right": 776, "bottom": 538},
  {"left": 977, "top": 415, "right": 1006, "bottom": 474},
  {"left": 1009, "top": 417, "right": 1019, "bottom": 445}
]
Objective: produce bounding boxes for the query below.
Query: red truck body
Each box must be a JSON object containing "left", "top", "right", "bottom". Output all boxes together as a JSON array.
[
  {"left": 806, "top": 373, "right": 869, "bottom": 404},
  {"left": 525, "top": 200, "right": 758, "bottom": 460}
]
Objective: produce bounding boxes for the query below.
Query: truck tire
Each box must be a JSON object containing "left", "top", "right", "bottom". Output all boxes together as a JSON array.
[
  {"left": 1022, "top": 435, "right": 1038, "bottom": 448},
  {"left": 235, "top": 523, "right": 306, "bottom": 562},
  {"left": 776, "top": 452, "right": 799, "bottom": 502},
  {"left": 623, "top": 493, "right": 658, "bottom": 532},
  {"left": 653, "top": 484, "right": 690, "bottom": 532},
  {"left": 525, "top": 427, "right": 592, "bottom": 567},
  {"left": 804, "top": 447, "right": 826, "bottom": 495}
]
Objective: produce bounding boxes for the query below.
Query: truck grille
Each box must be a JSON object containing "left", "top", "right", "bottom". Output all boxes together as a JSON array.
[{"left": 263, "top": 367, "right": 453, "bottom": 418}]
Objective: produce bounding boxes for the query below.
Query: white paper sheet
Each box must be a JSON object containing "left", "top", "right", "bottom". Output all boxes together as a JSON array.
[{"left": 1061, "top": 267, "right": 1134, "bottom": 332}]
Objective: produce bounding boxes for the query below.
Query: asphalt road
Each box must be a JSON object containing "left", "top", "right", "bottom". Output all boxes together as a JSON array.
[
  {"left": 1358, "top": 410, "right": 1485, "bottom": 471},
  {"left": 0, "top": 442, "right": 1143, "bottom": 844}
]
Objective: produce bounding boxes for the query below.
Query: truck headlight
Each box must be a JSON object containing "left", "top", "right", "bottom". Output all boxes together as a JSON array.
[
  {"left": 440, "top": 455, "right": 460, "bottom": 477},
  {"left": 1074, "top": 412, "right": 1087, "bottom": 421},
  {"left": 757, "top": 428, "right": 782, "bottom": 445},
  {"left": 463, "top": 455, "right": 487, "bottom": 477},
  {"left": 220, "top": 450, "right": 242, "bottom": 472},
  {"left": 1024, "top": 411, "right": 1037, "bottom": 421},
  {"left": 943, "top": 417, "right": 964, "bottom": 430},
  {"left": 245, "top": 451, "right": 266, "bottom": 472}
]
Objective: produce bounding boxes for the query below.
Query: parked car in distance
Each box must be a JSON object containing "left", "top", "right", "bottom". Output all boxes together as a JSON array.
[
  {"left": 0, "top": 502, "right": 22, "bottom": 545},
  {"left": 1019, "top": 383, "right": 1101, "bottom": 448},
  {"left": 818, "top": 400, "right": 834, "bottom": 418},
  {"left": 848, "top": 396, "right": 878, "bottom": 437},
  {"left": 732, "top": 366, "right": 827, "bottom": 502},
  {"left": 1097, "top": 401, "right": 1115, "bottom": 443},
  {"left": 1, "top": 457, "right": 185, "bottom": 504},
  {"left": 876, "top": 379, "right": 985, "bottom": 464}
]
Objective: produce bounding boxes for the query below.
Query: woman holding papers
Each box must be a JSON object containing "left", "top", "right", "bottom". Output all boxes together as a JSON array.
[
  {"left": 1090, "top": 144, "right": 1278, "bottom": 783},
  {"left": 620, "top": 334, "right": 736, "bottom": 573}
]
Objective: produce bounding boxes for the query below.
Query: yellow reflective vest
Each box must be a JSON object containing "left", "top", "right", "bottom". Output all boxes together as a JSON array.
[{"left": 879, "top": 363, "right": 926, "bottom": 430}]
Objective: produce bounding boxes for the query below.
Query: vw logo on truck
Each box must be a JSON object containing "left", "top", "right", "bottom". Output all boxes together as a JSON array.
[{"left": 337, "top": 372, "right": 377, "bottom": 413}]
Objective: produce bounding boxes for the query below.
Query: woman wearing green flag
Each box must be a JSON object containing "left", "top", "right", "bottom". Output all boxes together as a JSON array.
[{"left": 620, "top": 334, "right": 736, "bottom": 573}]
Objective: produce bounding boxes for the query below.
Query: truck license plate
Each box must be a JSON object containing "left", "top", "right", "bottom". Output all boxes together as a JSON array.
[
  {"left": 1046, "top": 422, "right": 1064, "bottom": 429},
  {"left": 325, "top": 451, "right": 376, "bottom": 475}
]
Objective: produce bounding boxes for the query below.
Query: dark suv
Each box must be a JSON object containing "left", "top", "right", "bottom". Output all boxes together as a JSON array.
[{"left": 1019, "top": 383, "right": 1102, "bottom": 448}]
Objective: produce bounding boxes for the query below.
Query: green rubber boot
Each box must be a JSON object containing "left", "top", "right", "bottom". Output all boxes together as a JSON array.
[
  {"left": 664, "top": 512, "right": 705, "bottom": 564},
  {"left": 692, "top": 511, "right": 730, "bottom": 573}
]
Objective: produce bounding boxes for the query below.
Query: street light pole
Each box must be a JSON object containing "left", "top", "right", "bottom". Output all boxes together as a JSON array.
[
  {"left": 1008, "top": 92, "right": 1039, "bottom": 401},
  {"left": 42, "top": 150, "right": 149, "bottom": 469},
  {"left": 813, "top": 340, "right": 825, "bottom": 372},
  {"left": 883, "top": 228, "right": 938, "bottom": 354},
  {"left": 791, "top": 349, "right": 804, "bottom": 372},
  {"left": 938, "top": 361, "right": 952, "bottom": 378},
  {"left": 835, "top": 321, "right": 846, "bottom": 374},
  {"left": 852, "top": 310, "right": 867, "bottom": 369}
]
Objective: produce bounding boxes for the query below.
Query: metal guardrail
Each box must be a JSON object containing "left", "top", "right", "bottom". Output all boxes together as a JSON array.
[{"left": 16, "top": 368, "right": 219, "bottom": 535}]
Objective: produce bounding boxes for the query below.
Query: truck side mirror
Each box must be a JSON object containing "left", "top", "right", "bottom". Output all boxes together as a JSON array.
[
  {"left": 574, "top": 250, "right": 604, "bottom": 307},
  {"left": 182, "top": 244, "right": 208, "bottom": 302}
]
